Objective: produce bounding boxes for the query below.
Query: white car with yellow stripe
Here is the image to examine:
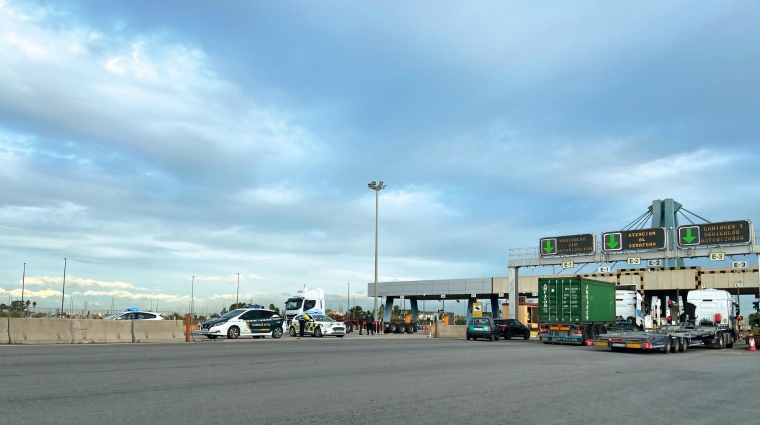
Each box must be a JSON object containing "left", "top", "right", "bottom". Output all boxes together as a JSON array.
[{"left": 288, "top": 314, "right": 346, "bottom": 337}]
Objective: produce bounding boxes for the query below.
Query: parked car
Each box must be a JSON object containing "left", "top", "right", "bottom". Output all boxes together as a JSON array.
[
  {"left": 493, "top": 318, "right": 531, "bottom": 340},
  {"left": 104, "top": 308, "right": 164, "bottom": 321},
  {"left": 466, "top": 317, "right": 499, "bottom": 341},
  {"left": 200, "top": 308, "right": 284, "bottom": 339}
]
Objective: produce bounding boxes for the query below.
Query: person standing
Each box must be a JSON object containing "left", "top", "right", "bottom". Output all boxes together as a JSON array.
[
  {"left": 358, "top": 312, "right": 365, "bottom": 335},
  {"left": 366, "top": 312, "right": 375, "bottom": 335},
  {"left": 299, "top": 312, "right": 311, "bottom": 337}
]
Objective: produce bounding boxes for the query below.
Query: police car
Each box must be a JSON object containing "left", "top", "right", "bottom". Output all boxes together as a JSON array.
[
  {"left": 200, "top": 307, "right": 284, "bottom": 339},
  {"left": 288, "top": 312, "right": 346, "bottom": 337},
  {"left": 104, "top": 307, "right": 164, "bottom": 320}
]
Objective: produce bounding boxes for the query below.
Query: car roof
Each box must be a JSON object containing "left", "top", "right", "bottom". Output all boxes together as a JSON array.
[{"left": 119, "top": 311, "right": 161, "bottom": 315}]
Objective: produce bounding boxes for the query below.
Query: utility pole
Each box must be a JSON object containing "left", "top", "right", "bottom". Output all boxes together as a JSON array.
[
  {"left": 236, "top": 273, "right": 240, "bottom": 307},
  {"left": 21, "top": 263, "right": 26, "bottom": 318},
  {"left": 61, "top": 258, "right": 67, "bottom": 318}
]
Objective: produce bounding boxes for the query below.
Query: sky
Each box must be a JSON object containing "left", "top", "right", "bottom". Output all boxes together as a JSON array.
[{"left": 1, "top": 1, "right": 758, "bottom": 315}]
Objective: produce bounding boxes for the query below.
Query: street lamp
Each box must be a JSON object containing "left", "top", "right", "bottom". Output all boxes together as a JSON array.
[
  {"left": 368, "top": 180, "right": 386, "bottom": 323},
  {"left": 347, "top": 282, "right": 350, "bottom": 319},
  {"left": 191, "top": 276, "right": 195, "bottom": 321}
]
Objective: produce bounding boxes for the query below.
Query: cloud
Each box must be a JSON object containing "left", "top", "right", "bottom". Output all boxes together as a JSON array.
[
  {"left": 195, "top": 274, "right": 264, "bottom": 282},
  {"left": 78, "top": 290, "right": 189, "bottom": 303},
  {"left": 0, "top": 287, "right": 63, "bottom": 299},
  {"left": 210, "top": 292, "right": 266, "bottom": 301},
  {"left": 20, "top": 275, "right": 143, "bottom": 290}
]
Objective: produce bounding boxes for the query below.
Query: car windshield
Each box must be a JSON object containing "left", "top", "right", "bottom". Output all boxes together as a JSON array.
[
  {"left": 104, "top": 313, "right": 121, "bottom": 320},
  {"left": 286, "top": 298, "right": 303, "bottom": 310},
  {"left": 470, "top": 318, "right": 490, "bottom": 325},
  {"left": 220, "top": 309, "right": 245, "bottom": 319},
  {"left": 312, "top": 315, "right": 331, "bottom": 322}
]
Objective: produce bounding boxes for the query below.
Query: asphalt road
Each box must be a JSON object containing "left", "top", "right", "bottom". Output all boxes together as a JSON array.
[{"left": 1, "top": 334, "right": 757, "bottom": 425}]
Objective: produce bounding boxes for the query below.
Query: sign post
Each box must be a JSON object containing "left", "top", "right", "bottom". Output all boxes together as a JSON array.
[
  {"left": 539, "top": 234, "right": 596, "bottom": 257},
  {"left": 601, "top": 228, "right": 666, "bottom": 252}
]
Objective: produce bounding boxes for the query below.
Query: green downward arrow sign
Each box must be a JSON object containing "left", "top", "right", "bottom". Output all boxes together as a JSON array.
[
  {"left": 543, "top": 239, "right": 554, "bottom": 253},
  {"left": 682, "top": 228, "right": 696, "bottom": 243},
  {"left": 606, "top": 234, "right": 619, "bottom": 249}
]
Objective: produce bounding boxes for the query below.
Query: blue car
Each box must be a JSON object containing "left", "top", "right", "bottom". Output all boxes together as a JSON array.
[{"left": 466, "top": 317, "right": 500, "bottom": 341}]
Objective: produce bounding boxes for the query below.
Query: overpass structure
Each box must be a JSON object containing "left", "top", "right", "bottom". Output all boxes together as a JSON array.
[
  {"left": 368, "top": 266, "right": 759, "bottom": 324},
  {"left": 370, "top": 200, "right": 759, "bottom": 322}
]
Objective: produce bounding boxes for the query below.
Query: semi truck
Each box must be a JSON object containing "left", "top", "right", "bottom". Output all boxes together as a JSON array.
[
  {"left": 593, "top": 288, "right": 737, "bottom": 352},
  {"left": 538, "top": 276, "right": 617, "bottom": 345},
  {"left": 285, "top": 288, "right": 325, "bottom": 324}
]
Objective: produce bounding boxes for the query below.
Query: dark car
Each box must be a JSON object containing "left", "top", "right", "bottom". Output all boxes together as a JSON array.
[
  {"left": 493, "top": 319, "right": 531, "bottom": 340},
  {"left": 466, "top": 317, "right": 499, "bottom": 341}
]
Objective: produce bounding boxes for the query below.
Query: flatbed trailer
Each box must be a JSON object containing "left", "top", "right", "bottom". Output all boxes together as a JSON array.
[{"left": 590, "top": 324, "right": 736, "bottom": 353}]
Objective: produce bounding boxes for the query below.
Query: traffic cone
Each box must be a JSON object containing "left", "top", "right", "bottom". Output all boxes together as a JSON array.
[{"left": 748, "top": 334, "right": 756, "bottom": 352}]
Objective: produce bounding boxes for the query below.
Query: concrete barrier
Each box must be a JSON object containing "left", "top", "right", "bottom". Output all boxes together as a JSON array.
[
  {"left": 70, "top": 319, "right": 132, "bottom": 344},
  {"left": 436, "top": 325, "right": 467, "bottom": 338},
  {"left": 8, "top": 318, "right": 73, "bottom": 344},
  {"left": 0, "top": 318, "right": 9, "bottom": 344},
  {"left": 132, "top": 320, "right": 185, "bottom": 343}
]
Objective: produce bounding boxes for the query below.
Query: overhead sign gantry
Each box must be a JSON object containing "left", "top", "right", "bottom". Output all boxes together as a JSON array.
[{"left": 506, "top": 218, "right": 758, "bottom": 320}]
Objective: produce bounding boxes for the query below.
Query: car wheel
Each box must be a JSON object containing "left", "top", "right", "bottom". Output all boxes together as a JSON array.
[
  {"left": 289, "top": 327, "right": 296, "bottom": 337},
  {"left": 345, "top": 323, "right": 353, "bottom": 333},
  {"left": 523, "top": 329, "right": 530, "bottom": 340},
  {"left": 466, "top": 336, "right": 471, "bottom": 341},
  {"left": 207, "top": 335, "right": 218, "bottom": 340},
  {"left": 272, "top": 327, "right": 283, "bottom": 339},
  {"left": 227, "top": 326, "right": 240, "bottom": 339},
  {"left": 315, "top": 327, "right": 323, "bottom": 337},
  {"left": 506, "top": 330, "right": 512, "bottom": 340},
  {"left": 473, "top": 337, "right": 477, "bottom": 341},
  {"left": 494, "top": 334, "right": 500, "bottom": 341}
]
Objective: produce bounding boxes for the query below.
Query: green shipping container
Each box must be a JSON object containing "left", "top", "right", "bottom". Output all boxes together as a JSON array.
[{"left": 538, "top": 276, "right": 616, "bottom": 324}]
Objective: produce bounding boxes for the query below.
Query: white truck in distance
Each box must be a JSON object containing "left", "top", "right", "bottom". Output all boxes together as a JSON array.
[
  {"left": 285, "top": 288, "right": 325, "bottom": 323},
  {"left": 615, "top": 290, "right": 643, "bottom": 326}
]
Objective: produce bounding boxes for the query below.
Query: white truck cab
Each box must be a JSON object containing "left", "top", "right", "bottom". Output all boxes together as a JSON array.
[
  {"left": 685, "top": 289, "right": 736, "bottom": 326},
  {"left": 285, "top": 288, "right": 325, "bottom": 323},
  {"left": 615, "top": 290, "right": 643, "bottom": 326}
]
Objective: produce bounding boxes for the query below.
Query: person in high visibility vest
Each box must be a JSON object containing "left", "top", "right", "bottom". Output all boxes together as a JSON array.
[{"left": 299, "top": 312, "right": 311, "bottom": 337}]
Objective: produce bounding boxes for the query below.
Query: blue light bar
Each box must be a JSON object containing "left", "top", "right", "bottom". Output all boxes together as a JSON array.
[{"left": 125, "top": 307, "right": 139, "bottom": 312}]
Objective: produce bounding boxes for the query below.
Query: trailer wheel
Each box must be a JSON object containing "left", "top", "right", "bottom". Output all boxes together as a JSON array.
[
  {"left": 664, "top": 337, "right": 673, "bottom": 354},
  {"left": 388, "top": 322, "right": 397, "bottom": 333},
  {"left": 598, "top": 325, "right": 607, "bottom": 334},
  {"left": 406, "top": 323, "right": 415, "bottom": 334},
  {"left": 679, "top": 338, "right": 687, "bottom": 353},
  {"left": 717, "top": 333, "right": 725, "bottom": 349},
  {"left": 591, "top": 325, "right": 600, "bottom": 338},
  {"left": 674, "top": 337, "right": 682, "bottom": 353}
]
